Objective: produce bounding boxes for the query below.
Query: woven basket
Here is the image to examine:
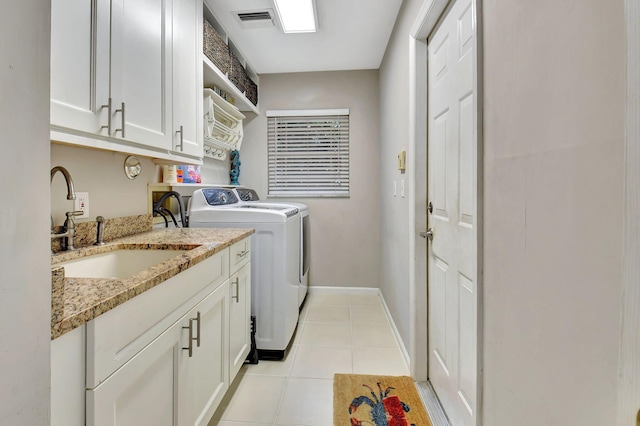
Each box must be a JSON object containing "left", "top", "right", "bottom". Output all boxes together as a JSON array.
[
  {"left": 246, "top": 78, "right": 258, "bottom": 105},
  {"left": 203, "top": 20, "right": 231, "bottom": 75},
  {"left": 228, "top": 52, "right": 248, "bottom": 93}
]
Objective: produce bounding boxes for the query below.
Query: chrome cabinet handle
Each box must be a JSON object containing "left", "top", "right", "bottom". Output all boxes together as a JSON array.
[
  {"left": 115, "top": 102, "right": 125, "bottom": 137},
  {"left": 194, "top": 311, "right": 201, "bottom": 348},
  {"left": 182, "top": 311, "right": 201, "bottom": 357},
  {"left": 176, "top": 125, "right": 184, "bottom": 151},
  {"left": 237, "top": 250, "right": 249, "bottom": 258},
  {"left": 100, "top": 98, "right": 112, "bottom": 135},
  {"left": 419, "top": 228, "right": 434, "bottom": 241},
  {"left": 232, "top": 278, "right": 240, "bottom": 303}
]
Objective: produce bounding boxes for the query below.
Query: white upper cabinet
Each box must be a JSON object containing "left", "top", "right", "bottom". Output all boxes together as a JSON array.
[
  {"left": 50, "top": 0, "right": 110, "bottom": 135},
  {"left": 109, "top": 0, "right": 173, "bottom": 150},
  {"left": 172, "top": 0, "right": 203, "bottom": 157},
  {"left": 50, "top": 0, "right": 203, "bottom": 163}
]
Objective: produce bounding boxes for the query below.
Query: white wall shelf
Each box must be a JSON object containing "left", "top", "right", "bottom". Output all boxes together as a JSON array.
[
  {"left": 203, "top": 56, "right": 258, "bottom": 114},
  {"left": 202, "top": 2, "right": 259, "bottom": 114}
]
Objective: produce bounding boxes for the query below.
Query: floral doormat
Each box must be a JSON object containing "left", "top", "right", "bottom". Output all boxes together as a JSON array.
[{"left": 334, "top": 374, "right": 433, "bottom": 426}]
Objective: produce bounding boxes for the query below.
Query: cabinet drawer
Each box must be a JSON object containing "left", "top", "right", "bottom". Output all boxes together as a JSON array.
[
  {"left": 229, "top": 237, "right": 250, "bottom": 274},
  {"left": 86, "top": 249, "right": 228, "bottom": 388}
]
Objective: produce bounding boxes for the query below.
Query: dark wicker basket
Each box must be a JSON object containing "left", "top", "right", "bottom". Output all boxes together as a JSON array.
[
  {"left": 228, "top": 52, "right": 248, "bottom": 94},
  {"left": 246, "top": 78, "right": 258, "bottom": 105},
  {"left": 203, "top": 20, "right": 231, "bottom": 75}
]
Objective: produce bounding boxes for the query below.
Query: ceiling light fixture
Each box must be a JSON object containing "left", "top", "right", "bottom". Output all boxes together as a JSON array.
[{"left": 273, "top": 0, "right": 317, "bottom": 33}]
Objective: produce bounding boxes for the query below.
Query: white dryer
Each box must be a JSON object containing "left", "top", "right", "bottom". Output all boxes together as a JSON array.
[
  {"left": 188, "top": 188, "right": 300, "bottom": 360},
  {"left": 232, "top": 187, "right": 310, "bottom": 307}
]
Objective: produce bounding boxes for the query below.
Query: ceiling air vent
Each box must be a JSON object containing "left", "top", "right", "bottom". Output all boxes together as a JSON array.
[{"left": 233, "top": 9, "right": 275, "bottom": 29}]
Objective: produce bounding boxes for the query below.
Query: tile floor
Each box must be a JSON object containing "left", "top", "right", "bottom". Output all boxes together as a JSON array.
[{"left": 209, "top": 290, "right": 411, "bottom": 426}]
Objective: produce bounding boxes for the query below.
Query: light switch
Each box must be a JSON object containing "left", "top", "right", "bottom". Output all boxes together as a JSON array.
[
  {"left": 393, "top": 180, "right": 397, "bottom": 197},
  {"left": 401, "top": 180, "right": 405, "bottom": 198}
]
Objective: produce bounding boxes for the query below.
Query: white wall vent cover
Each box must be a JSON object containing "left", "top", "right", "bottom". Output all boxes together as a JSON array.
[{"left": 233, "top": 9, "right": 275, "bottom": 28}]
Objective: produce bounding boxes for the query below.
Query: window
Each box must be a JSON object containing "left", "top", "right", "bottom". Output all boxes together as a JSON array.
[{"left": 267, "top": 109, "right": 350, "bottom": 197}]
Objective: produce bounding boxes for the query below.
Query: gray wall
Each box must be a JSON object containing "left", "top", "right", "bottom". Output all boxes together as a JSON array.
[
  {"left": 51, "top": 144, "right": 231, "bottom": 224},
  {"left": 379, "top": 0, "right": 626, "bottom": 423},
  {"left": 378, "top": 0, "right": 425, "bottom": 359},
  {"left": 482, "top": 0, "right": 624, "bottom": 423},
  {"left": 0, "top": 1, "right": 52, "bottom": 424},
  {"left": 241, "top": 70, "right": 381, "bottom": 288}
]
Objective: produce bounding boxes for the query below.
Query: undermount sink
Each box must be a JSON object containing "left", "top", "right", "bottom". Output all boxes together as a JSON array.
[{"left": 54, "top": 249, "right": 188, "bottom": 278}]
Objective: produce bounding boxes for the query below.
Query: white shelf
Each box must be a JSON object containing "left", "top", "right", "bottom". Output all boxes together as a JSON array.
[{"left": 203, "top": 56, "right": 258, "bottom": 114}]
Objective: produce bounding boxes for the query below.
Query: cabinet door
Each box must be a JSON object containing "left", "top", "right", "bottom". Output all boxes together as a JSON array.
[
  {"left": 172, "top": 0, "right": 203, "bottom": 157},
  {"left": 51, "top": 326, "right": 85, "bottom": 426},
  {"left": 86, "top": 318, "right": 184, "bottom": 426},
  {"left": 185, "top": 281, "right": 230, "bottom": 426},
  {"left": 229, "top": 263, "right": 251, "bottom": 381},
  {"left": 110, "top": 0, "right": 173, "bottom": 149},
  {"left": 50, "top": 0, "right": 110, "bottom": 135}
]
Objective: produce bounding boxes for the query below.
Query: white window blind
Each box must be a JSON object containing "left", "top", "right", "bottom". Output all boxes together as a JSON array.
[{"left": 267, "top": 109, "right": 350, "bottom": 197}]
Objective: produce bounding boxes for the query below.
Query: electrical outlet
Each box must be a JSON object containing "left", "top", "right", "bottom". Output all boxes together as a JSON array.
[{"left": 74, "top": 192, "right": 89, "bottom": 219}]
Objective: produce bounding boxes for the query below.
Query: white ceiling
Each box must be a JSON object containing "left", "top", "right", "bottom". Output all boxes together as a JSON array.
[{"left": 203, "top": 0, "right": 404, "bottom": 75}]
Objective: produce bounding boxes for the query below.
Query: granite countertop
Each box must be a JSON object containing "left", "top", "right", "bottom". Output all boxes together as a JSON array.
[{"left": 50, "top": 227, "right": 254, "bottom": 340}]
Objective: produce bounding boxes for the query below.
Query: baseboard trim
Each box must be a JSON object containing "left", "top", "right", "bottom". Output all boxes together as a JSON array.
[{"left": 307, "top": 285, "right": 380, "bottom": 296}]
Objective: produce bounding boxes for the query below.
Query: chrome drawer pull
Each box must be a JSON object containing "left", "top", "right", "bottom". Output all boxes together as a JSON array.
[
  {"left": 232, "top": 278, "right": 240, "bottom": 303},
  {"left": 100, "top": 98, "right": 112, "bottom": 135},
  {"left": 176, "top": 125, "right": 184, "bottom": 151},
  {"left": 182, "top": 311, "right": 201, "bottom": 357},
  {"left": 237, "top": 250, "right": 249, "bottom": 258},
  {"left": 114, "top": 102, "right": 125, "bottom": 137}
]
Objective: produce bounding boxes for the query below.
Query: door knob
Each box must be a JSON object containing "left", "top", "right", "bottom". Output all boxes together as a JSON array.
[{"left": 419, "top": 228, "right": 434, "bottom": 241}]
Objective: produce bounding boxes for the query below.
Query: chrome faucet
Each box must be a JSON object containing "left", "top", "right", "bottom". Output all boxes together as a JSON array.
[
  {"left": 50, "top": 166, "right": 81, "bottom": 251},
  {"left": 51, "top": 166, "right": 76, "bottom": 201}
]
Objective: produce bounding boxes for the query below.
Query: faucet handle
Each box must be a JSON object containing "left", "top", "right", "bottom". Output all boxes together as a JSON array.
[{"left": 64, "top": 210, "right": 84, "bottom": 230}]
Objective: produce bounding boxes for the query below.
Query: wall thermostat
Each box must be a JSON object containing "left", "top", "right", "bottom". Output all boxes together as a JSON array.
[{"left": 398, "top": 150, "right": 406, "bottom": 172}]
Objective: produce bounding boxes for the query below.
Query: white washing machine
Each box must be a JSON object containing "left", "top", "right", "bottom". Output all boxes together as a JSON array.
[
  {"left": 188, "top": 188, "right": 300, "bottom": 359},
  {"left": 232, "top": 187, "right": 309, "bottom": 307}
]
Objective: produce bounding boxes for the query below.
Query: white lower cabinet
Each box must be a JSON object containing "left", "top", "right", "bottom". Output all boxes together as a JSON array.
[
  {"left": 229, "top": 262, "right": 251, "bottom": 379},
  {"left": 52, "top": 237, "right": 252, "bottom": 426},
  {"left": 51, "top": 325, "right": 86, "bottom": 426},
  {"left": 87, "top": 281, "right": 229, "bottom": 426},
  {"left": 87, "top": 317, "right": 183, "bottom": 425},
  {"left": 184, "top": 282, "right": 229, "bottom": 426}
]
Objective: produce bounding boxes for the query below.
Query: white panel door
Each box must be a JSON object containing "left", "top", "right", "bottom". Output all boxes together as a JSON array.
[
  {"left": 229, "top": 263, "right": 252, "bottom": 381},
  {"left": 87, "top": 319, "right": 183, "bottom": 426},
  {"left": 172, "top": 0, "right": 203, "bottom": 157},
  {"left": 187, "top": 281, "right": 229, "bottom": 426},
  {"left": 50, "top": 0, "right": 110, "bottom": 135},
  {"left": 427, "top": 0, "right": 477, "bottom": 424},
  {"left": 110, "top": 0, "right": 173, "bottom": 149}
]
